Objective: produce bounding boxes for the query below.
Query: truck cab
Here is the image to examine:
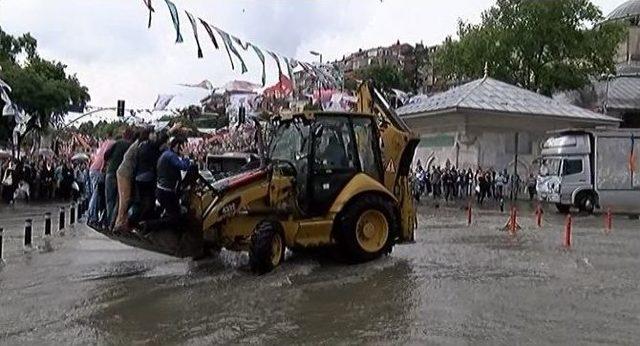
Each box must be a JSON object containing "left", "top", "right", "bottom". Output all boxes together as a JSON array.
[{"left": 537, "top": 133, "right": 594, "bottom": 213}]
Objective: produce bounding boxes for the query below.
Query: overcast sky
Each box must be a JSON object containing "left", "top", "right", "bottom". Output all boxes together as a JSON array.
[{"left": 0, "top": 0, "right": 624, "bottom": 118}]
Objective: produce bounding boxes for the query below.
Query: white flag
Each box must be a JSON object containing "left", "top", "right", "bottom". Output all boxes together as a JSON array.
[
  {"left": 153, "top": 94, "right": 175, "bottom": 111},
  {"left": 1, "top": 82, "right": 16, "bottom": 117},
  {"left": 2, "top": 101, "right": 18, "bottom": 118}
]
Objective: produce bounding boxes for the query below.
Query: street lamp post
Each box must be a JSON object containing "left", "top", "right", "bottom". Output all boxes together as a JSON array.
[
  {"left": 310, "top": 50, "right": 323, "bottom": 64},
  {"left": 310, "top": 50, "right": 323, "bottom": 109}
]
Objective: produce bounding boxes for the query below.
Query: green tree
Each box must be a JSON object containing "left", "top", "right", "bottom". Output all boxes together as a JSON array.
[
  {"left": 0, "top": 26, "right": 90, "bottom": 142},
  {"left": 435, "top": 0, "right": 626, "bottom": 95},
  {"left": 408, "top": 44, "right": 430, "bottom": 92},
  {"left": 353, "top": 64, "right": 411, "bottom": 91}
]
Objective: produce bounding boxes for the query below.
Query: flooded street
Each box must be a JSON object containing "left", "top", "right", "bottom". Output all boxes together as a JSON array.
[{"left": 1, "top": 202, "right": 639, "bottom": 345}]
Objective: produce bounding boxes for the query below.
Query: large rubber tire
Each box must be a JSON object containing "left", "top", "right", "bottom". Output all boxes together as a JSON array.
[
  {"left": 335, "top": 195, "right": 398, "bottom": 263},
  {"left": 577, "top": 193, "right": 596, "bottom": 214},
  {"left": 249, "top": 221, "right": 285, "bottom": 274},
  {"left": 556, "top": 203, "right": 571, "bottom": 214}
]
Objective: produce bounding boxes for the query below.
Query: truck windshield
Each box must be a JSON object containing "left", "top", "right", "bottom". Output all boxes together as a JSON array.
[{"left": 539, "top": 158, "right": 561, "bottom": 177}]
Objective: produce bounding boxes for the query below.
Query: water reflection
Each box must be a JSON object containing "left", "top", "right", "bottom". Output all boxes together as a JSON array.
[{"left": 83, "top": 255, "right": 417, "bottom": 344}]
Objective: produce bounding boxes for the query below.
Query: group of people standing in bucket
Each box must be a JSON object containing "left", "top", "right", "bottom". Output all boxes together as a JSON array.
[{"left": 86, "top": 122, "right": 194, "bottom": 234}]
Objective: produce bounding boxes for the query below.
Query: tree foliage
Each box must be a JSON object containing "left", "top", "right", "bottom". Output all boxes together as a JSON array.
[
  {"left": 353, "top": 64, "right": 411, "bottom": 91},
  {"left": 0, "top": 26, "right": 90, "bottom": 141},
  {"left": 409, "top": 44, "right": 430, "bottom": 92},
  {"left": 75, "top": 120, "right": 126, "bottom": 140},
  {"left": 434, "top": 0, "right": 626, "bottom": 95}
]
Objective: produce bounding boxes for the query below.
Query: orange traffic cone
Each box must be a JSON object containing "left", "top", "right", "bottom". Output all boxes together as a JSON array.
[{"left": 564, "top": 214, "right": 573, "bottom": 248}]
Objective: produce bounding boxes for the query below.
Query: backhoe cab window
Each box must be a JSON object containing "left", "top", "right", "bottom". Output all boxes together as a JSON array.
[
  {"left": 314, "top": 117, "right": 357, "bottom": 171},
  {"left": 352, "top": 117, "right": 381, "bottom": 181},
  {"left": 270, "top": 121, "right": 310, "bottom": 167}
]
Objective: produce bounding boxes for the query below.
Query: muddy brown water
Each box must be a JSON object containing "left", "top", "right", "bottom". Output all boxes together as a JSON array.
[{"left": 1, "top": 202, "right": 639, "bottom": 344}]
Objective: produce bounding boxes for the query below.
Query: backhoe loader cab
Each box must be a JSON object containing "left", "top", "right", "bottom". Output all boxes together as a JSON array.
[{"left": 268, "top": 113, "right": 386, "bottom": 216}]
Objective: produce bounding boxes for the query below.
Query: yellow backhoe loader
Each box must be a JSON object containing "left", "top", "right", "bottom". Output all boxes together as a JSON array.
[{"left": 90, "top": 82, "right": 420, "bottom": 273}]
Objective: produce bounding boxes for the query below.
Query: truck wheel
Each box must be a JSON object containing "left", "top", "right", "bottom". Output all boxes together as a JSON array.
[
  {"left": 249, "top": 221, "right": 285, "bottom": 274},
  {"left": 578, "top": 194, "right": 596, "bottom": 214},
  {"left": 336, "top": 195, "right": 398, "bottom": 263},
  {"left": 556, "top": 204, "right": 571, "bottom": 214}
]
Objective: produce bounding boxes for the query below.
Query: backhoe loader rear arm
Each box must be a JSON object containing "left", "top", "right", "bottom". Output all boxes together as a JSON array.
[{"left": 356, "top": 81, "right": 420, "bottom": 242}]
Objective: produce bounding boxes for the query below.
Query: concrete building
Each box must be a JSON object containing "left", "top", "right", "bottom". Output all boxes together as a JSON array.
[
  {"left": 609, "top": 0, "right": 640, "bottom": 63},
  {"left": 557, "top": 0, "right": 640, "bottom": 127},
  {"left": 396, "top": 76, "right": 620, "bottom": 176},
  {"left": 337, "top": 41, "right": 415, "bottom": 75}
]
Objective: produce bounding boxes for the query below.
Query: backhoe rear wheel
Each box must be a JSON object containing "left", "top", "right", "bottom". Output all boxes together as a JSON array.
[
  {"left": 249, "top": 221, "right": 285, "bottom": 274},
  {"left": 336, "top": 195, "right": 398, "bottom": 263}
]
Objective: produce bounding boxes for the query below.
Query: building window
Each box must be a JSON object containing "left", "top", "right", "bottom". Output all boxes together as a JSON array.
[{"left": 419, "top": 135, "right": 455, "bottom": 148}]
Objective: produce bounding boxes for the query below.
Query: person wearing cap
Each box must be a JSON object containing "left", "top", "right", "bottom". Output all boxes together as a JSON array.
[{"left": 155, "top": 136, "right": 192, "bottom": 229}]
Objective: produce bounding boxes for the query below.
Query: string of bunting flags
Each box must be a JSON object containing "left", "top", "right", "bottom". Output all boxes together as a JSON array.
[{"left": 143, "top": 0, "right": 341, "bottom": 91}]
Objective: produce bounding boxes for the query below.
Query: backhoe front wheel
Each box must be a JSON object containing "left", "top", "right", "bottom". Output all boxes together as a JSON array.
[
  {"left": 249, "top": 221, "right": 285, "bottom": 274},
  {"left": 337, "top": 195, "right": 398, "bottom": 263}
]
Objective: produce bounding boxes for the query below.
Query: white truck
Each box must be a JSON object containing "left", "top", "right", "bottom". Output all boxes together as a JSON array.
[{"left": 537, "top": 129, "right": 640, "bottom": 215}]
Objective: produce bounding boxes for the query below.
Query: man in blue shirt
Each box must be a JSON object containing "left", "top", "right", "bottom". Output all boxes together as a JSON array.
[{"left": 156, "top": 137, "right": 192, "bottom": 228}]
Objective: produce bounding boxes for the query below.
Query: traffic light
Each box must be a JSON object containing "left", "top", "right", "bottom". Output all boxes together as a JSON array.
[{"left": 117, "top": 100, "right": 125, "bottom": 117}]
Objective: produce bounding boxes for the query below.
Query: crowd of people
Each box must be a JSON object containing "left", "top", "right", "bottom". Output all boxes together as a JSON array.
[
  {"left": 412, "top": 161, "right": 537, "bottom": 204},
  {"left": 1, "top": 157, "right": 89, "bottom": 205}
]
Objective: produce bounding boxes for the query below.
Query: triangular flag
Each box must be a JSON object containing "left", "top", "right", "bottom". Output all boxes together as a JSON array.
[
  {"left": 214, "top": 27, "right": 247, "bottom": 74},
  {"left": 231, "top": 36, "right": 250, "bottom": 50},
  {"left": 142, "top": 0, "right": 155, "bottom": 28},
  {"left": 199, "top": 19, "right": 219, "bottom": 49},
  {"left": 267, "top": 51, "right": 283, "bottom": 82},
  {"left": 250, "top": 44, "right": 266, "bottom": 86},
  {"left": 185, "top": 11, "right": 203, "bottom": 58},
  {"left": 213, "top": 27, "right": 235, "bottom": 70},
  {"left": 284, "top": 57, "right": 297, "bottom": 93},
  {"left": 163, "top": 0, "right": 183, "bottom": 43}
]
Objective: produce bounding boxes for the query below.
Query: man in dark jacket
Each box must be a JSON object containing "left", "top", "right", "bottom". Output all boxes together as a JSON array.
[
  {"left": 155, "top": 137, "right": 192, "bottom": 229},
  {"left": 133, "top": 131, "right": 170, "bottom": 223},
  {"left": 103, "top": 129, "right": 133, "bottom": 228}
]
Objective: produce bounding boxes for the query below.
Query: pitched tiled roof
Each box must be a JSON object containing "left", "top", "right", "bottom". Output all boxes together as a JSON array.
[
  {"left": 601, "top": 75, "right": 640, "bottom": 111},
  {"left": 606, "top": 0, "right": 640, "bottom": 21},
  {"left": 396, "top": 77, "right": 620, "bottom": 124},
  {"left": 553, "top": 71, "right": 640, "bottom": 112}
]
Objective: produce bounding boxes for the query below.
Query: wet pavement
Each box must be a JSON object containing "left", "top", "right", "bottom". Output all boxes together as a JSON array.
[{"left": 1, "top": 201, "right": 639, "bottom": 345}]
